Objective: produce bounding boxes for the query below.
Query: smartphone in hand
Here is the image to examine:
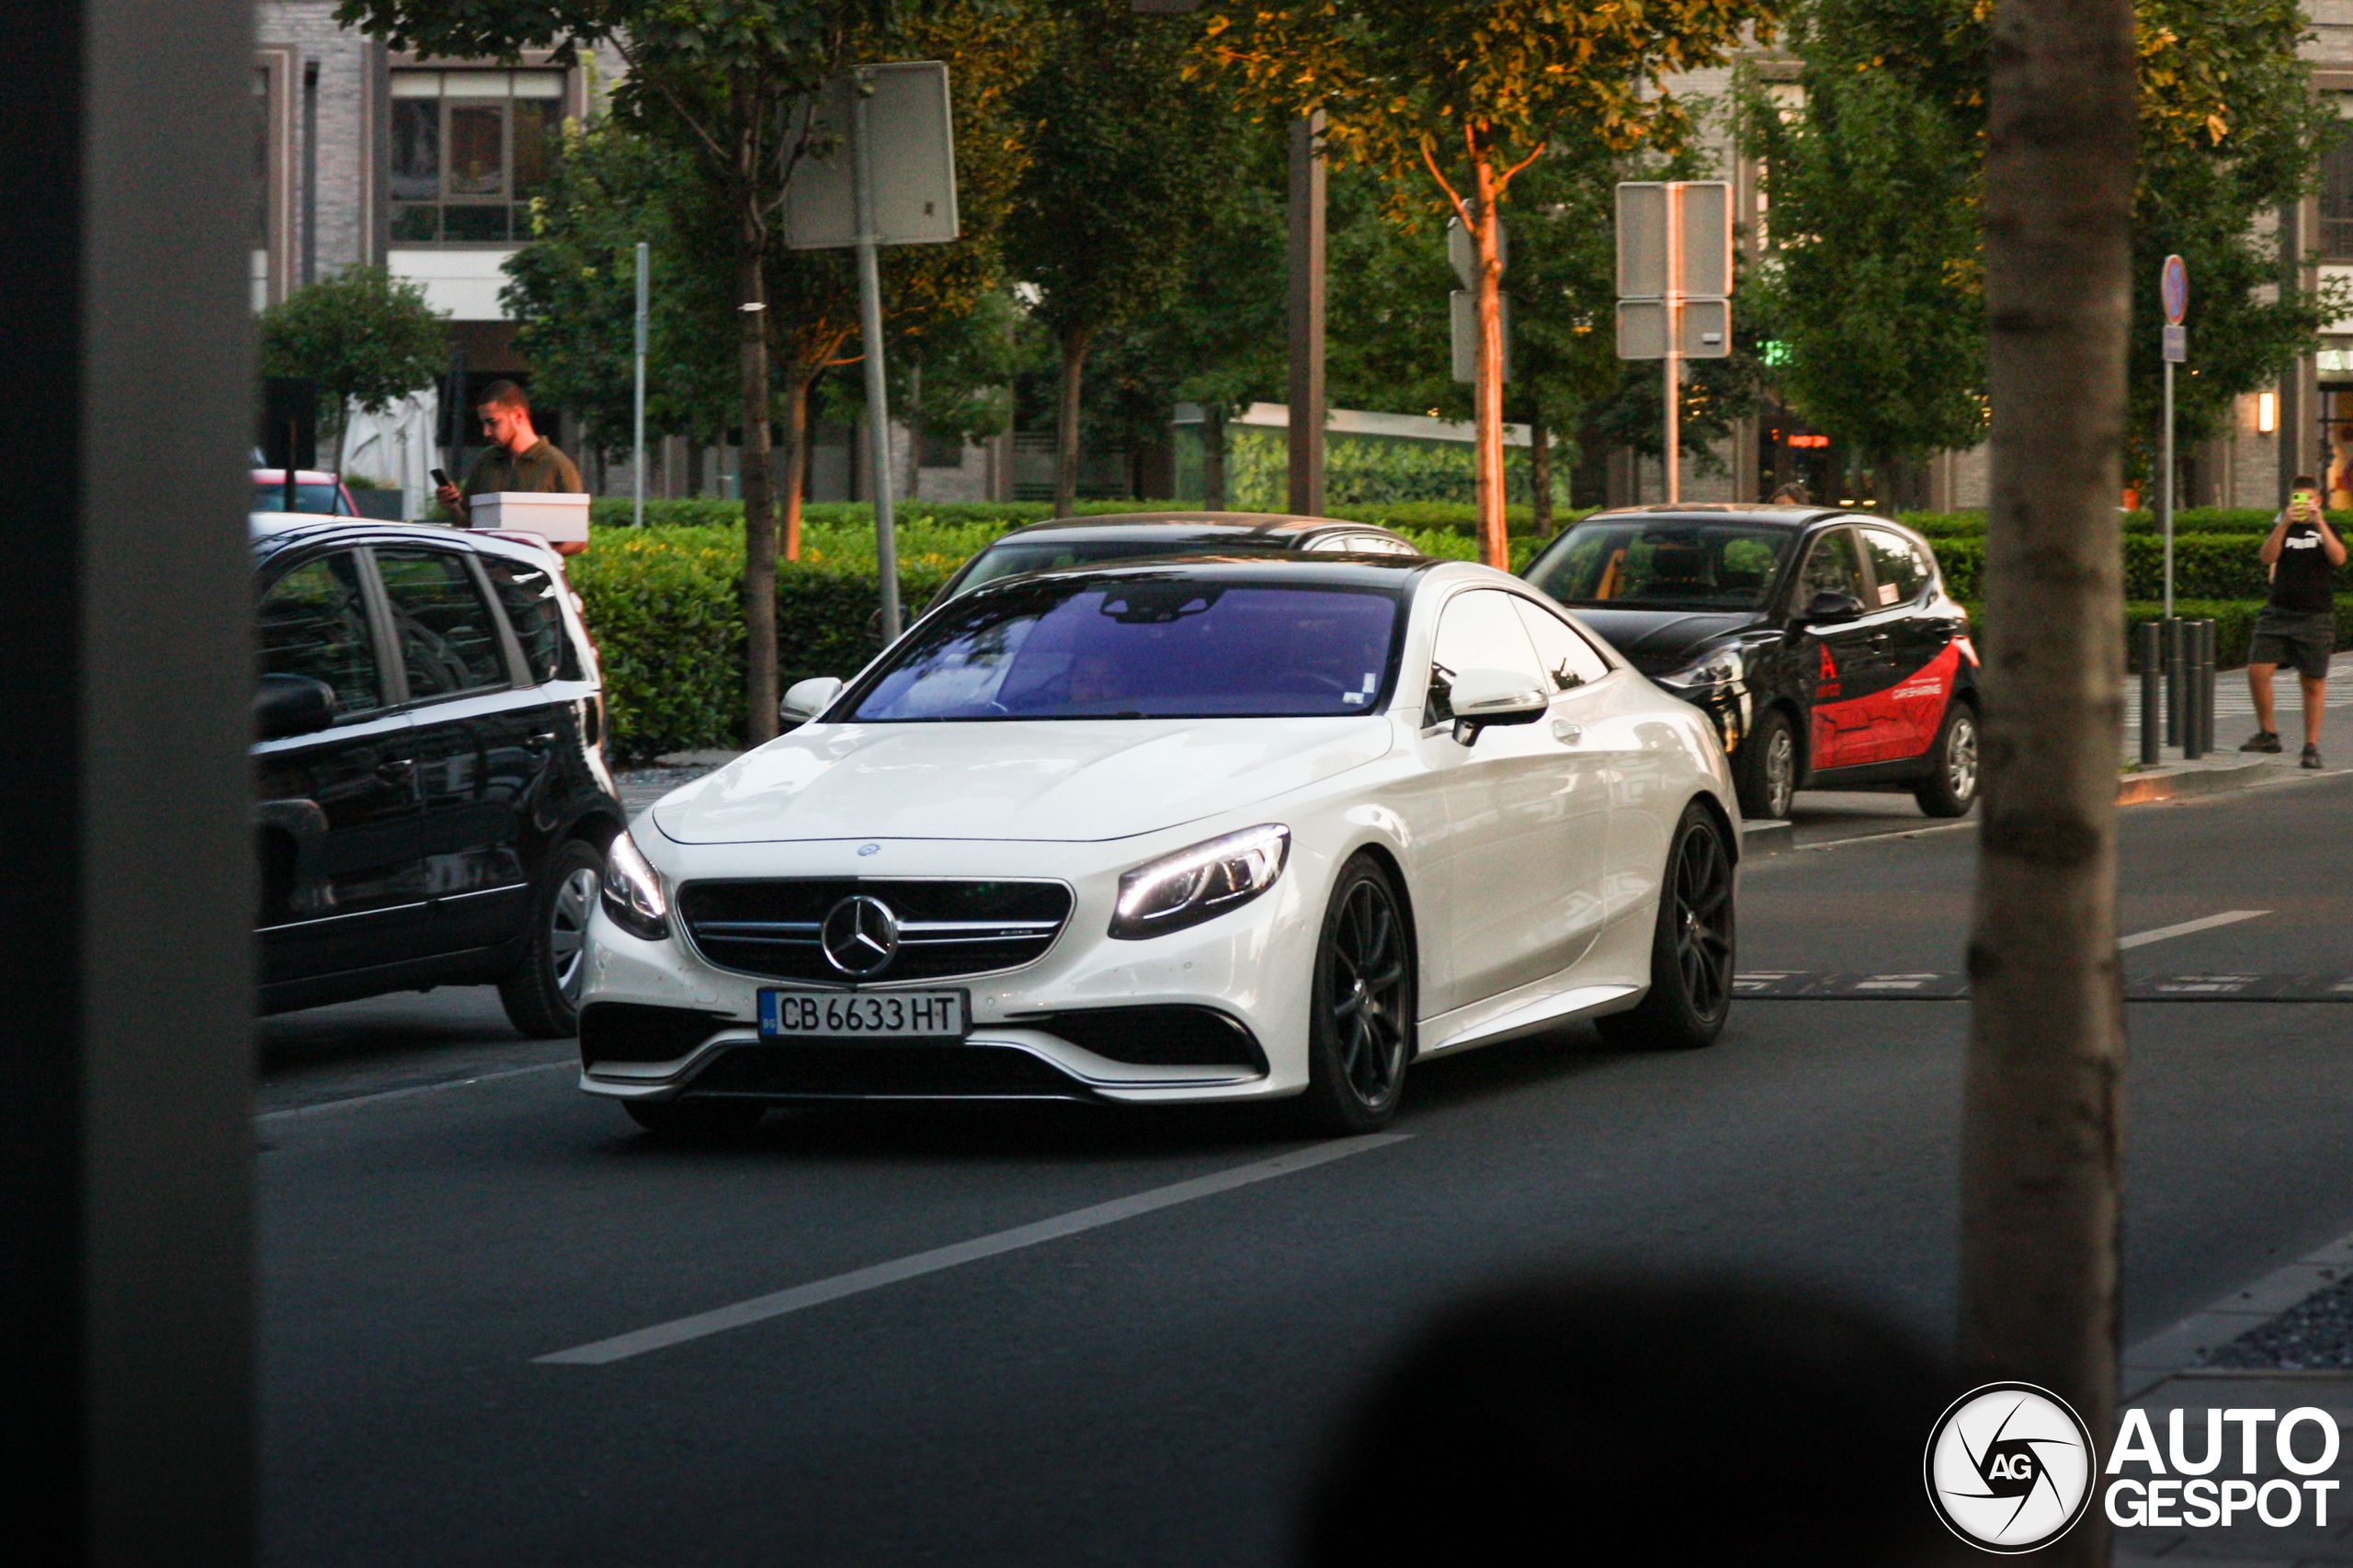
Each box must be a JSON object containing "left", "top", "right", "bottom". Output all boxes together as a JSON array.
[{"left": 431, "top": 467, "right": 452, "bottom": 489}]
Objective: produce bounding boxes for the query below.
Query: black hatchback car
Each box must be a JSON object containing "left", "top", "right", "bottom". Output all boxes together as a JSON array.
[
  {"left": 1522, "top": 505, "right": 1979, "bottom": 821},
  {"left": 251, "top": 517, "right": 626, "bottom": 1033},
  {"left": 927, "top": 511, "right": 1419, "bottom": 605}
]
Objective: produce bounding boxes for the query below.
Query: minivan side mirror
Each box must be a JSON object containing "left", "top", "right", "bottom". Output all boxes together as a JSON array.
[
  {"left": 255, "top": 673, "right": 335, "bottom": 740},
  {"left": 781, "top": 676, "right": 845, "bottom": 726},
  {"left": 1791, "top": 589, "right": 1865, "bottom": 631},
  {"left": 1446, "top": 665, "right": 1549, "bottom": 746}
]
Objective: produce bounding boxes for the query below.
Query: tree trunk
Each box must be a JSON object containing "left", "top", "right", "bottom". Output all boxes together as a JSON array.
[
  {"left": 1054, "top": 327, "right": 1092, "bottom": 517},
  {"left": 736, "top": 110, "right": 780, "bottom": 747},
  {"left": 1471, "top": 166, "right": 1508, "bottom": 569},
  {"left": 1961, "top": 6, "right": 2136, "bottom": 1562},
  {"left": 1529, "top": 418, "right": 1552, "bottom": 534},
  {"left": 1203, "top": 405, "right": 1227, "bottom": 510},
  {"left": 779, "top": 360, "right": 813, "bottom": 563}
]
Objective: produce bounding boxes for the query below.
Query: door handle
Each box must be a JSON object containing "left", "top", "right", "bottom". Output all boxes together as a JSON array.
[
  {"left": 375, "top": 757, "right": 415, "bottom": 783},
  {"left": 1552, "top": 719, "right": 1584, "bottom": 744}
]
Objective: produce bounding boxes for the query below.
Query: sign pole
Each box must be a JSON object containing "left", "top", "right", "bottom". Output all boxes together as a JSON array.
[
  {"left": 1664, "top": 184, "right": 1681, "bottom": 504},
  {"left": 2162, "top": 357, "right": 2174, "bottom": 619},
  {"left": 2160, "top": 255, "right": 2188, "bottom": 621},
  {"left": 851, "top": 70, "right": 903, "bottom": 642},
  {"left": 632, "top": 240, "right": 648, "bottom": 528}
]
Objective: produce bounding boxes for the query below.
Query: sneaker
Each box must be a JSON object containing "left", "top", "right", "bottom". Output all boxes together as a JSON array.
[
  {"left": 2303, "top": 744, "right": 2324, "bottom": 769},
  {"left": 2240, "top": 730, "right": 2283, "bottom": 753}
]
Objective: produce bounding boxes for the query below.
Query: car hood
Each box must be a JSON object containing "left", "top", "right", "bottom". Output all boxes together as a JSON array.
[
  {"left": 650, "top": 717, "right": 1393, "bottom": 845},
  {"left": 1563, "top": 608, "right": 1763, "bottom": 676}
]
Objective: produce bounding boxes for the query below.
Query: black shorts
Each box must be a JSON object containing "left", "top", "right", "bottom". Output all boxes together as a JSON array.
[{"left": 2249, "top": 608, "right": 2336, "bottom": 681}]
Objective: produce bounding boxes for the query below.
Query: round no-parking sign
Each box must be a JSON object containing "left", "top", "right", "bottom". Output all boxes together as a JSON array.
[{"left": 2162, "top": 254, "right": 2189, "bottom": 325}]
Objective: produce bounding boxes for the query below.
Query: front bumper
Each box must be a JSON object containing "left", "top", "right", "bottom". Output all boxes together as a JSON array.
[{"left": 576, "top": 830, "right": 1323, "bottom": 1106}]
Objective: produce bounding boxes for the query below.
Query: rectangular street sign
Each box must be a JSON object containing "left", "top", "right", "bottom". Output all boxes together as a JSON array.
[
  {"left": 1615, "top": 180, "right": 1732, "bottom": 302},
  {"left": 2163, "top": 323, "right": 2187, "bottom": 363},
  {"left": 1677, "top": 182, "right": 1733, "bottom": 298},
  {"left": 783, "top": 62, "right": 960, "bottom": 250},
  {"left": 1450, "top": 291, "right": 1513, "bottom": 382},
  {"left": 1617, "top": 299, "right": 1729, "bottom": 360},
  {"left": 1616, "top": 183, "right": 1668, "bottom": 300}
]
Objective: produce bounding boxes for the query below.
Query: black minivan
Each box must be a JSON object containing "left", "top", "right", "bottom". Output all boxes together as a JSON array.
[
  {"left": 1522, "top": 505, "right": 1980, "bottom": 822},
  {"left": 251, "top": 517, "right": 626, "bottom": 1033}
]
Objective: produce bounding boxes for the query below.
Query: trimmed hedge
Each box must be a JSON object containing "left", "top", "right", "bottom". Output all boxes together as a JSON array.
[{"left": 1901, "top": 506, "right": 2335, "bottom": 539}]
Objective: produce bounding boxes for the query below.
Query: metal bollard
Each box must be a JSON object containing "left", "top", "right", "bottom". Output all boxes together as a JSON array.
[
  {"left": 2182, "top": 619, "right": 2206, "bottom": 760},
  {"left": 2137, "top": 621, "right": 2160, "bottom": 767},
  {"left": 2163, "top": 617, "right": 2184, "bottom": 748},
  {"left": 2200, "top": 618, "right": 2218, "bottom": 755}
]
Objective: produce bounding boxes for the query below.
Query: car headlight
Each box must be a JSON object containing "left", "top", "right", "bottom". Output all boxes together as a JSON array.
[
  {"left": 1109, "top": 824, "right": 1290, "bottom": 940},
  {"left": 600, "top": 831, "right": 670, "bottom": 941},
  {"left": 1662, "top": 645, "right": 1745, "bottom": 687}
]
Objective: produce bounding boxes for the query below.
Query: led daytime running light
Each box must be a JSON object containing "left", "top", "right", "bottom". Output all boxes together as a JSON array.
[
  {"left": 1110, "top": 824, "right": 1290, "bottom": 940},
  {"left": 600, "top": 831, "right": 670, "bottom": 940}
]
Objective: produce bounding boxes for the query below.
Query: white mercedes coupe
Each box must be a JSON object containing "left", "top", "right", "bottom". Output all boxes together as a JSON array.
[{"left": 580, "top": 556, "right": 1741, "bottom": 1136}]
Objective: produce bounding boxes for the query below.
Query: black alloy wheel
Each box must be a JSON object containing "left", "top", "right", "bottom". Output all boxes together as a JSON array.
[
  {"left": 1913, "top": 699, "right": 1980, "bottom": 818},
  {"left": 1597, "top": 803, "right": 1734, "bottom": 1051},
  {"left": 1733, "top": 706, "right": 1798, "bottom": 821},
  {"left": 499, "top": 837, "right": 607, "bottom": 1039},
  {"left": 1296, "top": 855, "right": 1415, "bottom": 1133}
]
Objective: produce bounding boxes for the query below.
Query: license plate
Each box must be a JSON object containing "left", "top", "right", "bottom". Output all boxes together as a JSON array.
[{"left": 758, "top": 988, "right": 968, "bottom": 1041}]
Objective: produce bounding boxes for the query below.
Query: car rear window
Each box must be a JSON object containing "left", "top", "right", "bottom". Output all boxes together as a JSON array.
[
  {"left": 847, "top": 579, "right": 1404, "bottom": 722},
  {"left": 1528, "top": 521, "right": 1793, "bottom": 610},
  {"left": 956, "top": 536, "right": 1266, "bottom": 593}
]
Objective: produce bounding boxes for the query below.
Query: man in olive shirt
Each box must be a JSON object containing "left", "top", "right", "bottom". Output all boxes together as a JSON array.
[{"left": 436, "top": 380, "right": 583, "bottom": 528}]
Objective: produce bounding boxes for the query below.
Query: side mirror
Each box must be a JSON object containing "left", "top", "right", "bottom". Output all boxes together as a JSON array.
[
  {"left": 1792, "top": 589, "right": 1865, "bottom": 631},
  {"left": 780, "top": 676, "right": 845, "bottom": 727},
  {"left": 1446, "top": 666, "right": 1549, "bottom": 746},
  {"left": 255, "top": 673, "right": 335, "bottom": 740}
]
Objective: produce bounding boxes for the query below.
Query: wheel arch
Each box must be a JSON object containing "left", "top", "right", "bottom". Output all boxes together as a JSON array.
[{"left": 1687, "top": 785, "right": 1742, "bottom": 866}]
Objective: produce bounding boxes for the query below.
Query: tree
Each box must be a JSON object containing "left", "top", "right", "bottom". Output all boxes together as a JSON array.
[
  {"left": 1748, "top": 0, "right": 2341, "bottom": 493},
  {"left": 1203, "top": 0, "right": 1783, "bottom": 566},
  {"left": 1968, "top": 7, "right": 2136, "bottom": 1563},
  {"left": 257, "top": 265, "right": 448, "bottom": 477},
  {"left": 1003, "top": 0, "right": 1236, "bottom": 517}
]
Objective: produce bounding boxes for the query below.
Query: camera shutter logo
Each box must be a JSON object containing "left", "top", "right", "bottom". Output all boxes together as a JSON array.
[
  {"left": 822, "top": 895, "right": 901, "bottom": 978},
  {"left": 1924, "top": 1382, "right": 2096, "bottom": 1553}
]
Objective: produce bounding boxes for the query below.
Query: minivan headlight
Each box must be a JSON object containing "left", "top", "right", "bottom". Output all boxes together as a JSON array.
[
  {"left": 600, "top": 831, "right": 670, "bottom": 941},
  {"left": 1662, "top": 645, "right": 1745, "bottom": 687},
  {"left": 1109, "top": 824, "right": 1290, "bottom": 939}
]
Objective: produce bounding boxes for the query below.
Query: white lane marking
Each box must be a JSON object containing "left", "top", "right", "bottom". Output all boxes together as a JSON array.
[
  {"left": 257, "top": 1061, "right": 573, "bottom": 1122},
  {"left": 537, "top": 1132, "right": 1413, "bottom": 1366},
  {"left": 2117, "top": 910, "right": 2269, "bottom": 950}
]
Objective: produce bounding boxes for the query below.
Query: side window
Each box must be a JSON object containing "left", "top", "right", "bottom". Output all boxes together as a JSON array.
[
  {"left": 477, "top": 554, "right": 576, "bottom": 684},
  {"left": 1426, "top": 588, "right": 1544, "bottom": 726},
  {"left": 256, "top": 551, "right": 383, "bottom": 717},
  {"left": 375, "top": 548, "right": 509, "bottom": 699},
  {"left": 1514, "top": 598, "right": 1613, "bottom": 691},
  {"left": 1793, "top": 528, "right": 1866, "bottom": 606},
  {"left": 1861, "top": 529, "right": 1930, "bottom": 607}
]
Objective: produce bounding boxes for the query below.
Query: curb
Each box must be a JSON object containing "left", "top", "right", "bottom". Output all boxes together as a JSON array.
[
  {"left": 2117, "top": 757, "right": 2274, "bottom": 806},
  {"left": 1739, "top": 820, "right": 1794, "bottom": 858},
  {"left": 2120, "top": 1229, "right": 2353, "bottom": 1400}
]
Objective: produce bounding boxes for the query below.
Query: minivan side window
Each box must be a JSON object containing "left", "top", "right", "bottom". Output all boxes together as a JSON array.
[
  {"left": 1860, "top": 528, "right": 1931, "bottom": 607},
  {"left": 256, "top": 551, "right": 383, "bottom": 716},
  {"left": 376, "top": 548, "right": 509, "bottom": 699},
  {"left": 1793, "top": 528, "right": 1867, "bottom": 606},
  {"left": 478, "top": 554, "right": 577, "bottom": 684}
]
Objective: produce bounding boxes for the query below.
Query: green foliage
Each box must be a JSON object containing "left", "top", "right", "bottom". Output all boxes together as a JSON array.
[
  {"left": 256, "top": 265, "right": 449, "bottom": 444},
  {"left": 1927, "top": 529, "right": 2338, "bottom": 601},
  {"left": 1222, "top": 428, "right": 1546, "bottom": 511}
]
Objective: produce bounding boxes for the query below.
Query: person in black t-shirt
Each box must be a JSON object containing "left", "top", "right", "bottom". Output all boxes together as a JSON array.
[{"left": 2241, "top": 475, "right": 2347, "bottom": 767}]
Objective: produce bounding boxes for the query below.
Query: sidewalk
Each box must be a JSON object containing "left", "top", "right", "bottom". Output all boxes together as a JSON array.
[{"left": 2120, "top": 652, "right": 2353, "bottom": 804}]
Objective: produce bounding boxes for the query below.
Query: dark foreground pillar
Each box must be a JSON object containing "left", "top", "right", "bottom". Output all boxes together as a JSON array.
[{"left": 1, "top": 0, "right": 256, "bottom": 1562}]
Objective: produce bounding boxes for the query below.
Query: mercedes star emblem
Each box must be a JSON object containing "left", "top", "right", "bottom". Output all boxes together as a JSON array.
[{"left": 821, "top": 894, "right": 901, "bottom": 978}]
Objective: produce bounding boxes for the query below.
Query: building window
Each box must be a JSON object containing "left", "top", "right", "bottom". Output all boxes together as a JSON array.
[
  {"left": 2325, "top": 119, "right": 2353, "bottom": 261},
  {"left": 390, "top": 69, "right": 563, "bottom": 244}
]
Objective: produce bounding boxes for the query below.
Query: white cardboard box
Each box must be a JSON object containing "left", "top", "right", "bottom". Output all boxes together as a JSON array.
[{"left": 472, "top": 492, "right": 589, "bottom": 544}]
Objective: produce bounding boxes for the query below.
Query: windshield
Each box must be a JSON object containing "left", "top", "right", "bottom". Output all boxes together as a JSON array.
[
  {"left": 1528, "top": 521, "right": 1792, "bottom": 611},
  {"left": 254, "top": 483, "right": 350, "bottom": 515},
  {"left": 956, "top": 536, "right": 1265, "bottom": 594},
  {"left": 847, "top": 577, "right": 1404, "bottom": 722}
]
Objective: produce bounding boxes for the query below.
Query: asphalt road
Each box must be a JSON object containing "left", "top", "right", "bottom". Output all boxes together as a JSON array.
[{"left": 259, "top": 774, "right": 2353, "bottom": 1566}]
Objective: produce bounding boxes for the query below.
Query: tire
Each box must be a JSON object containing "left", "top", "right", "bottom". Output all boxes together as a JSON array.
[
  {"left": 1292, "top": 854, "right": 1416, "bottom": 1134},
  {"left": 498, "top": 838, "right": 606, "bottom": 1039},
  {"left": 1733, "top": 706, "right": 1798, "bottom": 821},
  {"left": 1596, "top": 803, "right": 1735, "bottom": 1052},
  {"left": 1911, "top": 699, "right": 1980, "bottom": 818},
  {"left": 624, "top": 1099, "right": 767, "bottom": 1139}
]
